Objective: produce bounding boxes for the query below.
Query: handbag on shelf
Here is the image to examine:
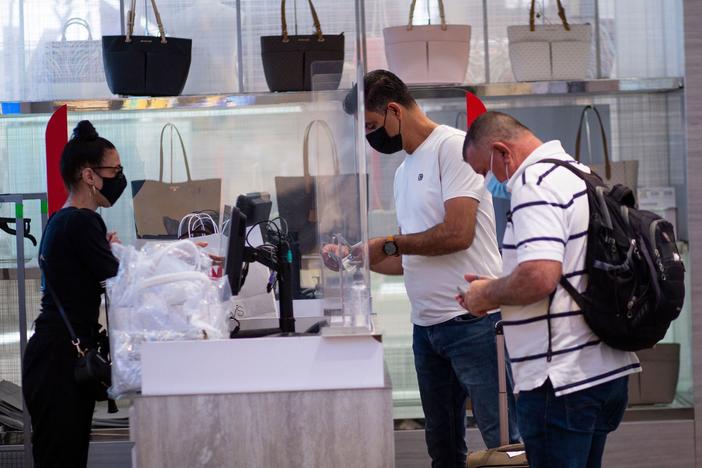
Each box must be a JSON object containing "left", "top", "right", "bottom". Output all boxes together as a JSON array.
[
  {"left": 102, "top": 0, "right": 191, "bottom": 96},
  {"left": 261, "top": 0, "right": 344, "bottom": 92},
  {"left": 131, "top": 123, "right": 222, "bottom": 239},
  {"left": 574, "top": 105, "right": 638, "bottom": 190},
  {"left": 274, "top": 120, "right": 363, "bottom": 255},
  {"left": 383, "top": 0, "right": 471, "bottom": 85},
  {"left": 45, "top": 18, "right": 104, "bottom": 84},
  {"left": 507, "top": 0, "right": 591, "bottom": 81}
]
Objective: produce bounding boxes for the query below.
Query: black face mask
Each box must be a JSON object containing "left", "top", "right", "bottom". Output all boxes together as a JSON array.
[
  {"left": 97, "top": 171, "right": 127, "bottom": 207},
  {"left": 366, "top": 109, "right": 403, "bottom": 154}
]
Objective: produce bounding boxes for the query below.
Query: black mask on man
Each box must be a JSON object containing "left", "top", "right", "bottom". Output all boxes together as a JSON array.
[
  {"left": 366, "top": 109, "right": 403, "bottom": 154},
  {"left": 98, "top": 171, "right": 127, "bottom": 207}
]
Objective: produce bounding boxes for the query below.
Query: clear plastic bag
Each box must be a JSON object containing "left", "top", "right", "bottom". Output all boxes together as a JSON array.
[{"left": 107, "top": 240, "right": 231, "bottom": 398}]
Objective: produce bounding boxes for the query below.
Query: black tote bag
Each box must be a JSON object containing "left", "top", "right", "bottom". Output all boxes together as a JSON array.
[
  {"left": 261, "top": 0, "right": 344, "bottom": 92},
  {"left": 102, "top": 0, "right": 191, "bottom": 96}
]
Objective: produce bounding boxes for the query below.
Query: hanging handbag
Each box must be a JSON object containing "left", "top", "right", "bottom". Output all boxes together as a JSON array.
[
  {"left": 575, "top": 105, "right": 639, "bottom": 190},
  {"left": 383, "top": 0, "right": 471, "bottom": 85},
  {"left": 131, "top": 123, "right": 222, "bottom": 239},
  {"left": 102, "top": 0, "right": 192, "bottom": 96},
  {"left": 261, "top": 0, "right": 345, "bottom": 92},
  {"left": 507, "top": 0, "right": 591, "bottom": 81},
  {"left": 274, "top": 120, "right": 363, "bottom": 255}
]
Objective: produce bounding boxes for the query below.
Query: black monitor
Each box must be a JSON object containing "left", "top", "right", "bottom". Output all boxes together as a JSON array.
[
  {"left": 224, "top": 206, "right": 247, "bottom": 295},
  {"left": 236, "top": 192, "right": 272, "bottom": 227}
]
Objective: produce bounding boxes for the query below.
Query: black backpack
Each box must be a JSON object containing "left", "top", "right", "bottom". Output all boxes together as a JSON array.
[{"left": 542, "top": 159, "right": 685, "bottom": 351}]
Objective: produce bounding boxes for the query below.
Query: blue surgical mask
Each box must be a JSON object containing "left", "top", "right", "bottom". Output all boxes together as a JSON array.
[{"left": 485, "top": 151, "right": 511, "bottom": 200}]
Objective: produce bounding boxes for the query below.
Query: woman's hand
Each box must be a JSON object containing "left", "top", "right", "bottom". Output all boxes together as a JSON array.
[{"left": 106, "top": 232, "right": 121, "bottom": 244}]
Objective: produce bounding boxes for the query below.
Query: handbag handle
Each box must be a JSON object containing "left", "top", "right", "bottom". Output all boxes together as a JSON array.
[
  {"left": 61, "top": 18, "right": 93, "bottom": 41},
  {"left": 159, "top": 123, "right": 192, "bottom": 183},
  {"left": 575, "top": 105, "right": 611, "bottom": 180},
  {"left": 407, "top": 0, "right": 447, "bottom": 31},
  {"left": 303, "top": 120, "right": 340, "bottom": 194},
  {"left": 281, "top": 0, "right": 324, "bottom": 43},
  {"left": 529, "top": 0, "right": 570, "bottom": 32},
  {"left": 126, "top": 0, "right": 167, "bottom": 44}
]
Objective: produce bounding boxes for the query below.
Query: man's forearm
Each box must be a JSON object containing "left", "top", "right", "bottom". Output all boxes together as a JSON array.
[
  {"left": 395, "top": 222, "right": 471, "bottom": 257},
  {"left": 370, "top": 255, "right": 403, "bottom": 275},
  {"left": 484, "top": 264, "right": 559, "bottom": 306}
]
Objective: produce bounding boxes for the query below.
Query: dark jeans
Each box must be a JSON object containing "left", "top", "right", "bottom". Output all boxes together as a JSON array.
[
  {"left": 22, "top": 330, "right": 96, "bottom": 468},
  {"left": 517, "top": 376, "right": 629, "bottom": 468},
  {"left": 413, "top": 312, "right": 520, "bottom": 468}
]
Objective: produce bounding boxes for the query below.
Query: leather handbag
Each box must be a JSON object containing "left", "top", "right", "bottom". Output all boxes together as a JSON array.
[
  {"left": 507, "top": 0, "right": 591, "bottom": 81},
  {"left": 261, "top": 0, "right": 344, "bottom": 92},
  {"left": 102, "top": 0, "right": 192, "bottom": 96},
  {"left": 383, "top": 0, "right": 471, "bottom": 84},
  {"left": 274, "top": 120, "right": 363, "bottom": 255},
  {"left": 575, "top": 105, "right": 639, "bottom": 190},
  {"left": 131, "top": 123, "right": 222, "bottom": 239}
]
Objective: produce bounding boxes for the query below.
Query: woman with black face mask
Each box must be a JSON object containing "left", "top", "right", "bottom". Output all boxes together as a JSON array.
[{"left": 22, "top": 120, "right": 126, "bottom": 468}]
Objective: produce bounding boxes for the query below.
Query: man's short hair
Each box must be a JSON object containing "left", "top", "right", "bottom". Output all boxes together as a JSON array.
[
  {"left": 343, "top": 69, "right": 416, "bottom": 115},
  {"left": 463, "top": 111, "right": 532, "bottom": 156}
]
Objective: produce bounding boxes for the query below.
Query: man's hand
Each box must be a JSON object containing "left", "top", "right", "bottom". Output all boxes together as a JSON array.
[
  {"left": 455, "top": 274, "right": 499, "bottom": 316},
  {"left": 321, "top": 243, "right": 351, "bottom": 272}
]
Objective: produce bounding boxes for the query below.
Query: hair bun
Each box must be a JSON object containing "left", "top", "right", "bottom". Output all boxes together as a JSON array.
[{"left": 73, "top": 120, "right": 99, "bottom": 141}]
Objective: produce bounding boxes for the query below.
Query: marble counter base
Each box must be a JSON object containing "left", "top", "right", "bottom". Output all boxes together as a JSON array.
[{"left": 130, "top": 385, "right": 394, "bottom": 468}]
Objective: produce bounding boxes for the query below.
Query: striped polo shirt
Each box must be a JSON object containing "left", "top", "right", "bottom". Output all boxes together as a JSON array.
[{"left": 501, "top": 140, "right": 640, "bottom": 396}]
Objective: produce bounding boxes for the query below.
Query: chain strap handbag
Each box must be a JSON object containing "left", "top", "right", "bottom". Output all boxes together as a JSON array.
[
  {"left": 102, "top": 0, "right": 192, "bottom": 96},
  {"left": 261, "top": 0, "right": 345, "bottom": 92},
  {"left": 507, "top": 0, "right": 591, "bottom": 81},
  {"left": 383, "top": 0, "right": 471, "bottom": 84}
]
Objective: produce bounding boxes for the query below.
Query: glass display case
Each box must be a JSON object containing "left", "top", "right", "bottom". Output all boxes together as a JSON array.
[{"left": 0, "top": 0, "right": 695, "bottom": 464}]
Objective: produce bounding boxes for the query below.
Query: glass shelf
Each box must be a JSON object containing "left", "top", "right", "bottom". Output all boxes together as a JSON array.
[{"left": 0, "top": 78, "right": 684, "bottom": 118}]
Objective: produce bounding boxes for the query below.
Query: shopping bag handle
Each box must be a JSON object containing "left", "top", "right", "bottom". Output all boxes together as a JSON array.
[
  {"left": 303, "top": 120, "right": 340, "bottom": 194},
  {"left": 159, "top": 123, "right": 191, "bottom": 183},
  {"left": 407, "top": 0, "right": 447, "bottom": 31},
  {"left": 281, "top": 0, "right": 324, "bottom": 43},
  {"left": 61, "top": 18, "right": 93, "bottom": 41},
  {"left": 126, "top": 0, "right": 167, "bottom": 44},
  {"left": 530, "top": 0, "right": 570, "bottom": 32},
  {"left": 575, "top": 105, "right": 611, "bottom": 180}
]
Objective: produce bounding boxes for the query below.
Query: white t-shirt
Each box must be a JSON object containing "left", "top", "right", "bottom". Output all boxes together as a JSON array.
[
  {"left": 501, "top": 140, "right": 640, "bottom": 396},
  {"left": 394, "top": 125, "right": 502, "bottom": 326}
]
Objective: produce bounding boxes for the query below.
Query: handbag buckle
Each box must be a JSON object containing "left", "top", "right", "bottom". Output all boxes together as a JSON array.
[{"left": 72, "top": 338, "right": 86, "bottom": 357}]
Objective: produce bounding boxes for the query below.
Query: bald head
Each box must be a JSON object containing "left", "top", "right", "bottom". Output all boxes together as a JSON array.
[
  {"left": 462, "top": 111, "right": 532, "bottom": 155},
  {"left": 462, "top": 111, "right": 542, "bottom": 182}
]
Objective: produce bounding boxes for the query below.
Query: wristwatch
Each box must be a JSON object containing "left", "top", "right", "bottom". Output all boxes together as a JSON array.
[{"left": 382, "top": 236, "right": 400, "bottom": 257}]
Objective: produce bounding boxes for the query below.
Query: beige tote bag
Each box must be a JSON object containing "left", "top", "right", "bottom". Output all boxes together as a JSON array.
[
  {"left": 508, "top": 0, "right": 591, "bottom": 81},
  {"left": 131, "top": 123, "right": 222, "bottom": 239},
  {"left": 575, "top": 105, "right": 639, "bottom": 190},
  {"left": 383, "top": 0, "right": 471, "bottom": 85}
]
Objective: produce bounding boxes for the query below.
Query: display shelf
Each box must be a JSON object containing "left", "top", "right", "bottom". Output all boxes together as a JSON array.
[
  {"left": 411, "top": 77, "right": 684, "bottom": 100},
  {"left": 0, "top": 78, "right": 683, "bottom": 118}
]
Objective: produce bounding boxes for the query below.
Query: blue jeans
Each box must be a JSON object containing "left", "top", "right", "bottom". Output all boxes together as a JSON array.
[
  {"left": 517, "top": 376, "right": 629, "bottom": 468},
  {"left": 413, "top": 312, "right": 521, "bottom": 468}
]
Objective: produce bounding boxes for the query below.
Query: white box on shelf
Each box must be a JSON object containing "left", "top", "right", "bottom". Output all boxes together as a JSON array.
[{"left": 638, "top": 186, "right": 678, "bottom": 233}]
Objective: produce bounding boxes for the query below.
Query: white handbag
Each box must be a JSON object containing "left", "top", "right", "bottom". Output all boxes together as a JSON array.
[
  {"left": 383, "top": 0, "right": 471, "bottom": 85},
  {"left": 507, "top": 0, "right": 592, "bottom": 82}
]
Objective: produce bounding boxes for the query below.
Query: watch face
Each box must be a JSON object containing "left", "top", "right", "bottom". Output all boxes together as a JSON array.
[{"left": 383, "top": 241, "right": 398, "bottom": 256}]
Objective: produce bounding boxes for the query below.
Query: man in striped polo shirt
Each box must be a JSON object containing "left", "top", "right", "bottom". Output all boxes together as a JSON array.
[{"left": 458, "top": 112, "right": 640, "bottom": 468}]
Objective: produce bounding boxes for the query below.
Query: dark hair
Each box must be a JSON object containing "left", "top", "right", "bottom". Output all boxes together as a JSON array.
[
  {"left": 462, "top": 111, "right": 531, "bottom": 156},
  {"left": 343, "top": 69, "right": 416, "bottom": 115},
  {"left": 60, "top": 120, "right": 116, "bottom": 189}
]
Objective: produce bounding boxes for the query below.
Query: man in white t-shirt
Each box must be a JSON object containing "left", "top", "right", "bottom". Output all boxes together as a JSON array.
[
  {"left": 460, "top": 111, "right": 640, "bottom": 467},
  {"left": 329, "top": 70, "right": 519, "bottom": 467}
]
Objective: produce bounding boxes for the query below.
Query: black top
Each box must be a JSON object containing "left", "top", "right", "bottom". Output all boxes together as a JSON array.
[{"left": 35, "top": 207, "right": 119, "bottom": 336}]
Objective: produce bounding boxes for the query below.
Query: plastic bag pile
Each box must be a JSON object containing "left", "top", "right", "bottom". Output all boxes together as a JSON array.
[{"left": 106, "top": 240, "right": 231, "bottom": 398}]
